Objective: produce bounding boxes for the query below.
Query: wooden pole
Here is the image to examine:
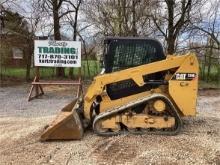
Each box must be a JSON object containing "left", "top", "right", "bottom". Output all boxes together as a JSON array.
[{"left": 35, "top": 66, "right": 40, "bottom": 97}]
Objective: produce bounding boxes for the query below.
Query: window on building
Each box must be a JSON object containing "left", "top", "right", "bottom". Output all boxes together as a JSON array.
[{"left": 12, "top": 48, "right": 23, "bottom": 59}]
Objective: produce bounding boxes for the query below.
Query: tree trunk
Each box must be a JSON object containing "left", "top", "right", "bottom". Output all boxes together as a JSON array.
[
  {"left": 26, "top": 57, "right": 31, "bottom": 81},
  {"left": 218, "top": 61, "right": 220, "bottom": 82},
  {"left": 202, "top": 38, "right": 209, "bottom": 80},
  {"left": 202, "top": 50, "right": 207, "bottom": 80},
  {"left": 69, "top": 8, "right": 79, "bottom": 79},
  {"left": 26, "top": 37, "right": 33, "bottom": 81},
  {"left": 118, "top": 0, "right": 122, "bottom": 36},
  {"left": 86, "top": 58, "right": 90, "bottom": 78},
  {"left": 166, "top": 0, "right": 175, "bottom": 55},
  {"left": 122, "top": 0, "right": 128, "bottom": 35},
  {"left": 53, "top": 0, "right": 65, "bottom": 78},
  {"left": 132, "top": 0, "right": 137, "bottom": 36},
  {"left": 207, "top": 39, "right": 214, "bottom": 82},
  {"left": 167, "top": 37, "right": 175, "bottom": 54},
  {"left": 83, "top": 40, "right": 90, "bottom": 78}
]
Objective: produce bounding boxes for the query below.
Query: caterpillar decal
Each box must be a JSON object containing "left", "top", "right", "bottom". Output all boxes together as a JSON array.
[{"left": 172, "top": 73, "right": 197, "bottom": 81}]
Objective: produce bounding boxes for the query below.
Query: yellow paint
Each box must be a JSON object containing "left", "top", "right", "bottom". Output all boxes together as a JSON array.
[
  {"left": 83, "top": 53, "right": 198, "bottom": 121},
  {"left": 101, "top": 114, "right": 175, "bottom": 129},
  {"left": 153, "top": 100, "right": 166, "bottom": 112},
  {"left": 169, "top": 54, "right": 199, "bottom": 116}
]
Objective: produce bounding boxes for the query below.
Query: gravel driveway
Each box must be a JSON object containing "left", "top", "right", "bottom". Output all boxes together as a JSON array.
[{"left": 0, "top": 85, "right": 219, "bottom": 165}]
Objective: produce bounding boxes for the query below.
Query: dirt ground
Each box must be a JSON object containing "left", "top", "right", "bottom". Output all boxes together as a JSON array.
[{"left": 0, "top": 84, "right": 219, "bottom": 165}]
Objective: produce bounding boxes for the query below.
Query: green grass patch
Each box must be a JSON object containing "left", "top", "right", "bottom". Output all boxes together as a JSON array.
[
  {"left": 199, "top": 80, "right": 220, "bottom": 89},
  {"left": 1, "top": 60, "right": 101, "bottom": 79},
  {"left": 199, "top": 63, "right": 220, "bottom": 82},
  {"left": 2, "top": 60, "right": 219, "bottom": 89}
]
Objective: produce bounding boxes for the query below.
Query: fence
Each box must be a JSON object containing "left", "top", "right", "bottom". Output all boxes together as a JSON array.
[
  {"left": 0, "top": 60, "right": 101, "bottom": 86},
  {"left": 1, "top": 55, "right": 219, "bottom": 86},
  {"left": 199, "top": 56, "right": 220, "bottom": 83}
]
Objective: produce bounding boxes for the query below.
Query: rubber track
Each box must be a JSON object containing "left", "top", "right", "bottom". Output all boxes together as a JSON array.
[{"left": 93, "top": 93, "right": 183, "bottom": 136}]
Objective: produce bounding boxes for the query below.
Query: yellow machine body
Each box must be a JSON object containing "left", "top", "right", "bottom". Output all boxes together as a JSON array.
[
  {"left": 41, "top": 53, "right": 198, "bottom": 141},
  {"left": 41, "top": 54, "right": 199, "bottom": 140},
  {"left": 84, "top": 53, "right": 198, "bottom": 119}
]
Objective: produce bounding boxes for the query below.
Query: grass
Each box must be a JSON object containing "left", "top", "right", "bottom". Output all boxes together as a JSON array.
[
  {"left": 198, "top": 63, "right": 220, "bottom": 88},
  {"left": 1, "top": 60, "right": 219, "bottom": 89},
  {"left": 1, "top": 60, "right": 101, "bottom": 80},
  {"left": 199, "top": 80, "right": 220, "bottom": 89},
  {"left": 199, "top": 64, "right": 220, "bottom": 82}
]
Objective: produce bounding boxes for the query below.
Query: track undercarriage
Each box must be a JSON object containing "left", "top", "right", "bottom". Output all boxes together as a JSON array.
[{"left": 93, "top": 94, "right": 182, "bottom": 136}]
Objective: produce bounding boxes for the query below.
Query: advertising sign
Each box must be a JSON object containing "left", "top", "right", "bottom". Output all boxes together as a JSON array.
[{"left": 34, "top": 40, "right": 81, "bottom": 67}]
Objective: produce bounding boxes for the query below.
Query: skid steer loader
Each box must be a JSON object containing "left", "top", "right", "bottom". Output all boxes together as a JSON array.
[{"left": 41, "top": 37, "right": 198, "bottom": 141}]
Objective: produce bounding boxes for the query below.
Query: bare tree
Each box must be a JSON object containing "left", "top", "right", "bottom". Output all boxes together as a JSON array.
[
  {"left": 190, "top": 0, "right": 220, "bottom": 49},
  {"left": 37, "top": 0, "right": 76, "bottom": 77},
  {"left": 83, "top": 0, "right": 152, "bottom": 38},
  {"left": 0, "top": 1, "right": 40, "bottom": 81},
  {"left": 25, "top": 1, "right": 42, "bottom": 81},
  {"left": 184, "top": 0, "right": 220, "bottom": 82},
  {"left": 64, "top": 0, "right": 82, "bottom": 78},
  {"left": 150, "top": 0, "right": 201, "bottom": 54},
  {"left": 0, "top": 0, "right": 13, "bottom": 5}
]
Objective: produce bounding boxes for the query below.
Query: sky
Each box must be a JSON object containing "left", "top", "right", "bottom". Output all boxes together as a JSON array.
[{"left": 1, "top": 0, "right": 220, "bottom": 49}]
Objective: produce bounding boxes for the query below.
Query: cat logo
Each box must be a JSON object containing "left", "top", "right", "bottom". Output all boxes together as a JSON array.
[
  {"left": 173, "top": 73, "right": 196, "bottom": 81},
  {"left": 176, "top": 73, "right": 186, "bottom": 80}
]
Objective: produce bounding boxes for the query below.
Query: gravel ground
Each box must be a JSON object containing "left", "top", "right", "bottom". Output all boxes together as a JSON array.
[{"left": 0, "top": 85, "right": 219, "bottom": 165}]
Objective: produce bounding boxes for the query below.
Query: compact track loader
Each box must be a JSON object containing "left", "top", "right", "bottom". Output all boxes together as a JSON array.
[{"left": 41, "top": 37, "right": 199, "bottom": 141}]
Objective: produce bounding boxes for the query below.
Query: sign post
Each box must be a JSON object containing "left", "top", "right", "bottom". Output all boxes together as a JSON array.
[{"left": 28, "top": 40, "right": 82, "bottom": 101}]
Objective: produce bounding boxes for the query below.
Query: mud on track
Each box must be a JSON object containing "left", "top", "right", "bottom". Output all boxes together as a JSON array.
[{"left": 0, "top": 85, "right": 219, "bottom": 165}]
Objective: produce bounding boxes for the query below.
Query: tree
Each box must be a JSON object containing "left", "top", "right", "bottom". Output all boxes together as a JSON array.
[
  {"left": 185, "top": 0, "right": 220, "bottom": 82},
  {"left": 25, "top": 1, "right": 41, "bottom": 81},
  {"left": 1, "top": 7, "right": 34, "bottom": 81},
  {"left": 64, "top": 0, "right": 82, "bottom": 78},
  {"left": 150, "top": 0, "right": 196, "bottom": 54},
  {"left": 83, "top": 0, "right": 152, "bottom": 38},
  {"left": 38, "top": 0, "right": 76, "bottom": 77},
  {"left": 190, "top": 0, "right": 220, "bottom": 49}
]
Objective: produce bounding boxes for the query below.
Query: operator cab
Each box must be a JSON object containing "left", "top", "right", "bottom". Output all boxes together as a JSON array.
[
  {"left": 103, "top": 37, "right": 165, "bottom": 73},
  {"left": 102, "top": 37, "right": 166, "bottom": 100}
]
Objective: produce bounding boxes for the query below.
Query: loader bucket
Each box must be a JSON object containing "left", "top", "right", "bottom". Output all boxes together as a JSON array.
[{"left": 40, "top": 99, "right": 84, "bottom": 141}]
